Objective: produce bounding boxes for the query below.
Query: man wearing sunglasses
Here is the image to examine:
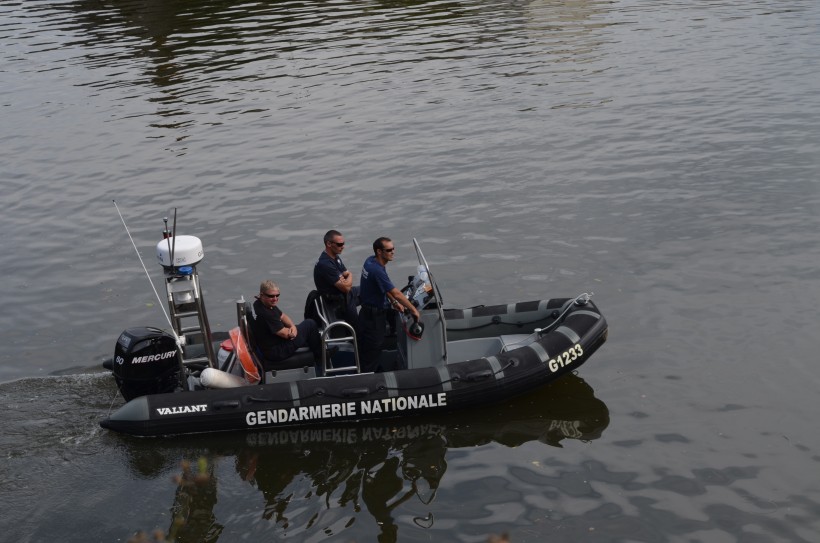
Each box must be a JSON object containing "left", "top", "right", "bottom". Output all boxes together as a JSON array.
[
  {"left": 252, "top": 280, "right": 323, "bottom": 372},
  {"left": 314, "top": 229, "right": 359, "bottom": 327},
  {"left": 358, "top": 237, "right": 420, "bottom": 372}
]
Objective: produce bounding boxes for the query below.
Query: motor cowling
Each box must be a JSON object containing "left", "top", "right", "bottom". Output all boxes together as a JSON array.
[{"left": 113, "top": 327, "right": 180, "bottom": 401}]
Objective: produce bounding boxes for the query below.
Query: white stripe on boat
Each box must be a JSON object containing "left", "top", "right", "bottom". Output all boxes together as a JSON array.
[
  {"left": 384, "top": 372, "right": 399, "bottom": 397},
  {"left": 527, "top": 341, "right": 549, "bottom": 363},
  {"left": 556, "top": 326, "right": 580, "bottom": 344},
  {"left": 486, "top": 356, "right": 504, "bottom": 379},
  {"left": 437, "top": 366, "right": 452, "bottom": 391},
  {"left": 571, "top": 309, "right": 601, "bottom": 320},
  {"left": 290, "top": 382, "right": 300, "bottom": 406}
]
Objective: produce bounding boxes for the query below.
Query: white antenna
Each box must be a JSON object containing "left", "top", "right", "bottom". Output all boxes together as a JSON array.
[{"left": 112, "top": 200, "right": 177, "bottom": 338}]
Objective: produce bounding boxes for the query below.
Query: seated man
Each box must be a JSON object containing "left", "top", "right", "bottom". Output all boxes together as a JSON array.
[
  {"left": 251, "top": 280, "right": 323, "bottom": 373},
  {"left": 313, "top": 229, "right": 359, "bottom": 329}
]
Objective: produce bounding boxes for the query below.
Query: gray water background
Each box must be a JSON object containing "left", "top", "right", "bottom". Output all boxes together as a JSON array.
[{"left": 2, "top": 0, "right": 819, "bottom": 541}]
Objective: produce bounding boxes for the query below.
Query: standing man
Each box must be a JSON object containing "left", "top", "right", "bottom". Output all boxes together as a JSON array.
[
  {"left": 358, "top": 237, "right": 420, "bottom": 372},
  {"left": 314, "top": 229, "right": 358, "bottom": 327}
]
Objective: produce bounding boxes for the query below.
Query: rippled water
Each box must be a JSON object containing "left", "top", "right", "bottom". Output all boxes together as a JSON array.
[{"left": 2, "top": 0, "right": 820, "bottom": 541}]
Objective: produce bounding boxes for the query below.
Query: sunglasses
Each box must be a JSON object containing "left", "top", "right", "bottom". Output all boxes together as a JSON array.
[
  {"left": 381, "top": 247, "right": 395, "bottom": 253},
  {"left": 331, "top": 241, "right": 345, "bottom": 247},
  {"left": 262, "top": 292, "right": 281, "bottom": 299}
]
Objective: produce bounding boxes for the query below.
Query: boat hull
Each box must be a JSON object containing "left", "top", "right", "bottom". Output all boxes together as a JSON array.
[{"left": 101, "top": 300, "right": 607, "bottom": 437}]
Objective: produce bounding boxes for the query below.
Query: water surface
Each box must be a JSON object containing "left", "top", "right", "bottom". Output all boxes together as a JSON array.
[{"left": 1, "top": 0, "right": 819, "bottom": 541}]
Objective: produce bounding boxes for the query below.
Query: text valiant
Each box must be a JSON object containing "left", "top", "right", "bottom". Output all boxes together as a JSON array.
[
  {"left": 246, "top": 392, "right": 447, "bottom": 427},
  {"left": 156, "top": 404, "right": 207, "bottom": 416}
]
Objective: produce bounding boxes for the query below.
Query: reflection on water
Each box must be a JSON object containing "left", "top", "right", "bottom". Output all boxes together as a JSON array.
[
  {"left": 111, "top": 374, "right": 607, "bottom": 541},
  {"left": 38, "top": 0, "right": 612, "bottom": 138}
]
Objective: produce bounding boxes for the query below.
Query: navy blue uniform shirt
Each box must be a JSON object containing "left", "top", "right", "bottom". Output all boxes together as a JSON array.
[
  {"left": 314, "top": 252, "right": 347, "bottom": 296},
  {"left": 359, "top": 255, "right": 394, "bottom": 308}
]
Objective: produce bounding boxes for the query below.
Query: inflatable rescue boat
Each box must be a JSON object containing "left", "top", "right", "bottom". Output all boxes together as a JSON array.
[{"left": 100, "top": 227, "right": 608, "bottom": 437}]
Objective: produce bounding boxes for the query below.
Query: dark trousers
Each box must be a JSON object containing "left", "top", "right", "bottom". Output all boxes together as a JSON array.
[
  {"left": 295, "top": 319, "right": 322, "bottom": 360},
  {"left": 261, "top": 319, "right": 322, "bottom": 370},
  {"left": 358, "top": 306, "right": 386, "bottom": 373}
]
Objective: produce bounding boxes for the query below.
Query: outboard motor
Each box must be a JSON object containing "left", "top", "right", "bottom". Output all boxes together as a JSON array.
[{"left": 113, "top": 327, "right": 180, "bottom": 401}]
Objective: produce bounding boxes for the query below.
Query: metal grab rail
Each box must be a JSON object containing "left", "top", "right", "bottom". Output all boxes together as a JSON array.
[
  {"left": 313, "top": 297, "right": 361, "bottom": 375},
  {"left": 321, "top": 321, "right": 361, "bottom": 375}
]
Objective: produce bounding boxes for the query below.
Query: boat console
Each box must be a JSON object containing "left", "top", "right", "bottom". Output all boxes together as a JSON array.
[
  {"left": 396, "top": 239, "right": 538, "bottom": 369},
  {"left": 396, "top": 239, "right": 449, "bottom": 369}
]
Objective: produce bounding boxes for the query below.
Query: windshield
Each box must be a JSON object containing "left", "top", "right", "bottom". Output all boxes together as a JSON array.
[{"left": 411, "top": 238, "right": 444, "bottom": 310}]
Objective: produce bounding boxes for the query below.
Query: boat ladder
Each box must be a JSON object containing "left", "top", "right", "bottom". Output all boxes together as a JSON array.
[{"left": 164, "top": 267, "right": 217, "bottom": 369}]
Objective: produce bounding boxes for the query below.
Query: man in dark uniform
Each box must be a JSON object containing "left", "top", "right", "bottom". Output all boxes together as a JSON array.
[
  {"left": 358, "top": 237, "right": 420, "bottom": 372},
  {"left": 314, "top": 229, "right": 359, "bottom": 328},
  {"left": 251, "top": 280, "right": 323, "bottom": 373}
]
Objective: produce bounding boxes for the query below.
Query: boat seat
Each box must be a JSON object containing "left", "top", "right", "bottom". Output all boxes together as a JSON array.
[
  {"left": 239, "top": 300, "right": 315, "bottom": 383},
  {"left": 305, "top": 290, "right": 350, "bottom": 332}
]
